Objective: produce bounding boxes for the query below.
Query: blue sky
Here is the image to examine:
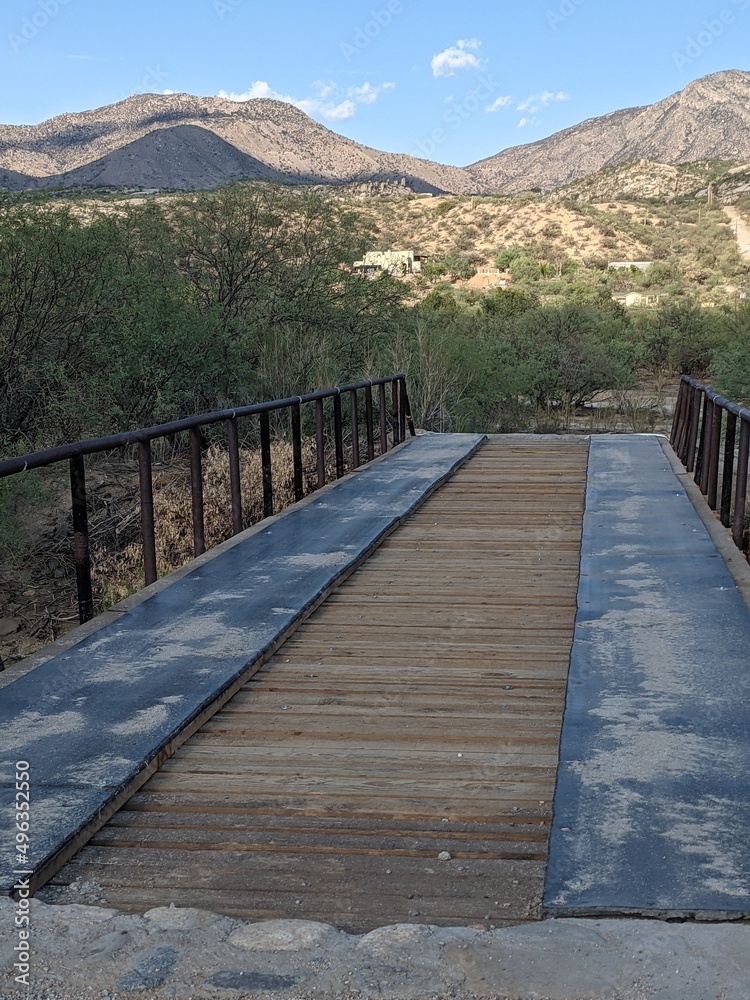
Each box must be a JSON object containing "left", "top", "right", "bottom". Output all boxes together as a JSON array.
[{"left": 2, "top": 0, "right": 749, "bottom": 166}]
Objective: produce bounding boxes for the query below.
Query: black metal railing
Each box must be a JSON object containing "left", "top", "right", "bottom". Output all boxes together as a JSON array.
[
  {"left": 0, "top": 376, "right": 415, "bottom": 624},
  {"left": 670, "top": 375, "right": 750, "bottom": 558}
]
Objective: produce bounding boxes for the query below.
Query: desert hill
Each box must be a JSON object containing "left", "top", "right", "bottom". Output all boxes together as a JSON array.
[
  {"left": 48, "top": 126, "right": 285, "bottom": 190},
  {"left": 547, "top": 160, "right": 729, "bottom": 203},
  {"left": 469, "top": 70, "right": 750, "bottom": 193},
  {"left": 0, "top": 93, "right": 481, "bottom": 194},
  {"left": 2, "top": 71, "right": 750, "bottom": 195}
]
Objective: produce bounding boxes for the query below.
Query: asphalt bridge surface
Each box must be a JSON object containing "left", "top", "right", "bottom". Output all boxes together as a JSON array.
[{"left": 545, "top": 434, "right": 750, "bottom": 917}]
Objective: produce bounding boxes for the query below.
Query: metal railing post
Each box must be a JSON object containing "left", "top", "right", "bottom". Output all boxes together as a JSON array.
[
  {"left": 721, "top": 411, "right": 737, "bottom": 528},
  {"left": 189, "top": 427, "right": 205, "bottom": 557},
  {"left": 227, "top": 417, "right": 243, "bottom": 536},
  {"left": 350, "top": 389, "right": 361, "bottom": 470},
  {"left": 391, "top": 379, "right": 400, "bottom": 446},
  {"left": 706, "top": 401, "right": 723, "bottom": 510},
  {"left": 670, "top": 379, "right": 685, "bottom": 450},
  {"left": 291, "top": 401, "right": 304, "bottom": 502},
  {"left": 685, "top": 383, "right": 702, "bottom": 473},
  {"left": 315, "top": 397, "right": 326, "bottom": 489},
  {"left": 365, "top": 385, "right": 375, "bottom": 461},
  {"left": 379, "top": 383, "right": 388, "bottom": 454},
  {"left": 333, "top": 390, "right": 344, "bottom": 479},
  {"left": 695, "top": 393, "right": 711, "bottom": 492},
  {"left": 733, "top": 418, "right": 750, "bottom": 553},
  {"left": 401, "top": 378, "right": 416, "bottom": 438},
  {"left": 260, "top": 411, "right": 273, "bottom": 518},
  {"left": 69, "top": 456, "right": 94, "bottom": 624},
  {"left": 139, "top": 441, "right": 158, "bottom": 586}
]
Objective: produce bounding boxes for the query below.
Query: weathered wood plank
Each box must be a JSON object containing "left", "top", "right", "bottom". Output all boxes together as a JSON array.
[{"left": 45, "top": 436, "right": 588, "bottom": 931}]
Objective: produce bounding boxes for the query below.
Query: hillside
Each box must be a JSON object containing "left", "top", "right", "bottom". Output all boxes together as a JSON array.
[
  {"left": 548, "top": 160, "right": 730, "bottom": 203},
  {"left": 3, "top": 71, "right": 750, "bottom": 195},
  {"left": 359, "top": 193, "right": 652, "bottom": 265},
  {"left": 351, "top": 175, "right": 749, "bottom": 310},
  {"left": 0, "top": 93, "right": 481, "bottom": 195},
  {"left": 469, "top": 71, "right": 750, "bottom": 193},
  {"left": 51, "top": 126, "right": 285, "bottom": 189}
]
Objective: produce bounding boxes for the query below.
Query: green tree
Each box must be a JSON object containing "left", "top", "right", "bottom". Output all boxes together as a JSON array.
[{"left": 481, "top": 287, "right": 539, "bottom": 318}]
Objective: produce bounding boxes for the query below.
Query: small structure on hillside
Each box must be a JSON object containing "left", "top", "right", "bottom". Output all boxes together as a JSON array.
[
  {"left": 612, "top": 291, "right": 661, "bottom": 309},
  {"left": 608, "top": 261, "right": 654, "bottom": 272},
  {"left": 353, "top": 250, "right": 427, "bottom": 277},
  {"left": 466, "top": 268, "right": 512, "bottom": 290}
]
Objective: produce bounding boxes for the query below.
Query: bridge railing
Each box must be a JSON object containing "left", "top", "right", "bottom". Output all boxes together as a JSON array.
[
  {"left": 0, "top": 376, "right": 415, "bottom": 625},
  {"left": 670, "top": 374, "right": 750, "bottom": 558}
]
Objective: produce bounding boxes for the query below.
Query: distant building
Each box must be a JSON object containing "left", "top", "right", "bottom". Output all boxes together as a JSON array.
[
  {"left": 608, "top": 261, "right": 654, "bottom": 272},
  {"left": 353, "top": 250, "right": 427, "bottom": 277},
  {"left": 467, "top": 268, "right": 512, "bottom": 290},
  {"left": 612, "top": 292, "right": 661, "bottom": 309}
]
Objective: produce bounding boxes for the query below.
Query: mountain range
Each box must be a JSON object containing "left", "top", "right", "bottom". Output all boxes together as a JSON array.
[{"left": 2, "top": 70, "right": 750, "bottom": 196}]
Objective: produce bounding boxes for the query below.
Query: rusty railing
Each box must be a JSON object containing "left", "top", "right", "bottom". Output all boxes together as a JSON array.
[
  {"left": 0, "top": 376, "right": 415, "bottom": 624},
  {"left": 670, "top": 374, "right": 750, "bottom": 558}
]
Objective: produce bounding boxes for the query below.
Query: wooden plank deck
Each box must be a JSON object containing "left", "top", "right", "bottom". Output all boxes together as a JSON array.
[{"left": 43, "top": 436, "right": 589, "bottom": 932}]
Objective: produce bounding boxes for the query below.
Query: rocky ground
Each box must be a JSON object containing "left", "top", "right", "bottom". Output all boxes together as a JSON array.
[{"left": 1, "top": 898, "right": 749, "bottom": 1000}]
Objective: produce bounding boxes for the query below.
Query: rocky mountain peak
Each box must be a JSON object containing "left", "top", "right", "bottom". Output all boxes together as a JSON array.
[{"left": 1, "top": 71, "right": 750, "bottom": 195}]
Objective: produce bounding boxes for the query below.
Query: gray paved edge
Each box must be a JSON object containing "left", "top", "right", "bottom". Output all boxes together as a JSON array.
[{"left": 545, "top": 434, "right": 750, "bottom": 918}]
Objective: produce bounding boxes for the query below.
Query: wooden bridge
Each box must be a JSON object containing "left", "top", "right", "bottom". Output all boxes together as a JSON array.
[{"left": 2, "top": 409, "right": 750, "bottom": 930}]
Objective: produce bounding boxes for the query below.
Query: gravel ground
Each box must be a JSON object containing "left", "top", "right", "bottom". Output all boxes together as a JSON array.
[{"left": 2, "top": 897, "right": 750, "bottom": 1000}]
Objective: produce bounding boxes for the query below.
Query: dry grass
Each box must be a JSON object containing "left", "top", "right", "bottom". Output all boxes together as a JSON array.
[
  {"left": 93, "top": 439, "right": 323, "bottom": 606},
  {"left": 0, "top": 437, "right": 337, "bottom": 667}
]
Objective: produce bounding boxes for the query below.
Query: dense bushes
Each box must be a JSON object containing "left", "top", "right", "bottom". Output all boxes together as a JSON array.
[
  {"left": 3, "top": 185, "right": 750, "bottom": 453},
  {"left": 396, "top": 298, "right": 638, "bottom": 432},
  {"left": 0, "top": 186, "right": 405, "bottom": 452}
]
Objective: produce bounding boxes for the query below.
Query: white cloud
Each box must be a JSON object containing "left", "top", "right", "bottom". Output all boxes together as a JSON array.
[
  {"left": 517, "top": 116, "right": 540, "bottom": 128},
  {"left": 218, "top": 81, "right": 285, "bottom": 101},
  {"left": 217, "top": 79, "right": 394, "bottom": 123},
  {"left": 486, "top": 95, "right": 512, "bottom": 113},
  {"left": 311, "top": 81, "right": 339, "bottom": 102},
  {"left": 300, "top": 94, "right": 357, "bottom": 122},
  {"left": 517, "top": 90, "right": 569, "bottom": 113},
  {"left": 347, "top": 81, "right": 396, "bottom": 104},
  {"left": 431, "top": 39, "right": 482, "bottom": 78}
]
